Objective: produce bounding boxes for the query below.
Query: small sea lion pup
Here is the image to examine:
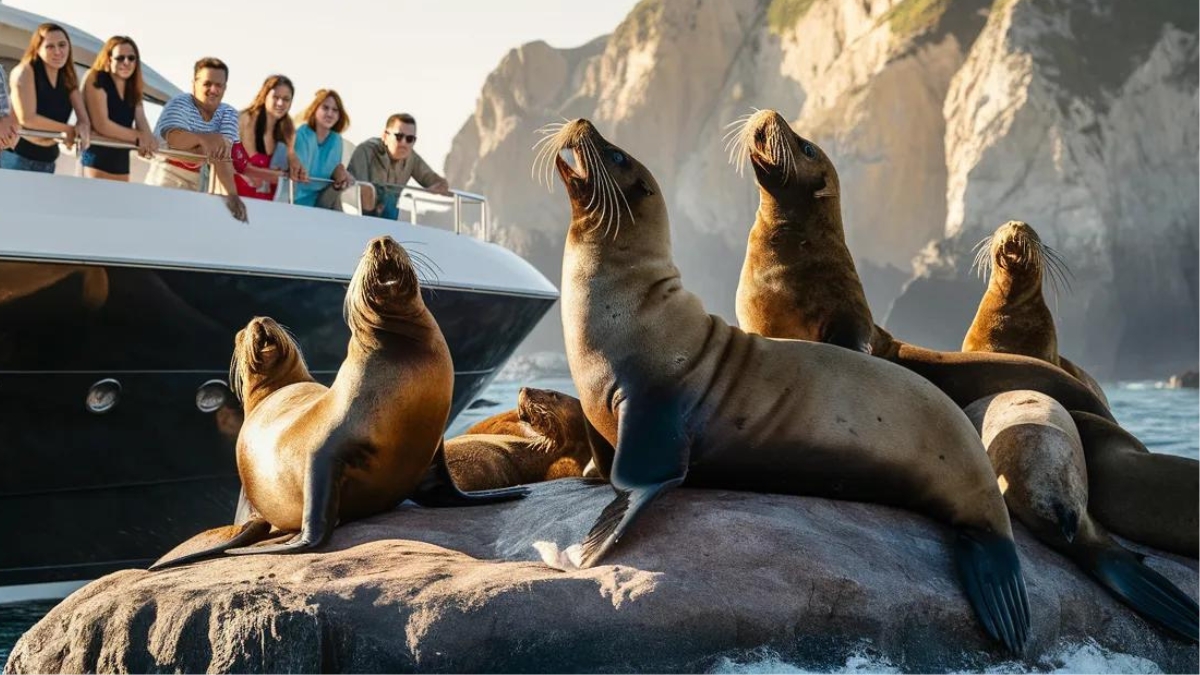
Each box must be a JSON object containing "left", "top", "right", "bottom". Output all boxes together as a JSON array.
[
  {"left": 535, "top": 118, "right": 1030, "bottom": 653},
  {"left": 728, "top": 109, "right": 874, "bottom": 352},
  {"left": 152, "top": 237, "right": 527, "bottom": 569},
  {"left": 449, "top": 387, "right": 604, "bottom": 488},
  {"left": 963, "top": 220, "right": 1108, "bottom": 406},
  {"left": 966, "top": 391, "right": 1198, "bottom": 642}
]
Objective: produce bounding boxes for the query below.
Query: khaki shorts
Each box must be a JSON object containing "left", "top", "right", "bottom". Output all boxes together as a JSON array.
[{"left": 144, "top": 160, "right": 205, "bottom": 192}]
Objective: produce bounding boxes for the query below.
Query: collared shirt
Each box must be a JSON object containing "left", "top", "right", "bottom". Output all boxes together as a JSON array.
[
  {"left": 346, "top": 137, "right": 443, "bottom": 193},
  {"left": 154, "top": 93, "right": 239, "bottom": 144},
  {"left": 0, "top": 64, "right": 12, "bottom": 117}
]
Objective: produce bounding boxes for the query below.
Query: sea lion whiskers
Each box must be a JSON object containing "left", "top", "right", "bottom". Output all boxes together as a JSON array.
[
  {"left": 971, "top": 235, "right": 996, "bottom": 279},
  {"left": 533, "top": 122, "right": 570, "bottom": 190},
  {"left": 723, "top": 112, "right": 756, "bottom": 176}
]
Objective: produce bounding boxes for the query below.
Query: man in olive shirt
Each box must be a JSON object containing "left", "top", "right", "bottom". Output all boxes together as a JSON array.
[{"left": 348, "top": 112, "right": 449, "bottom": 220}]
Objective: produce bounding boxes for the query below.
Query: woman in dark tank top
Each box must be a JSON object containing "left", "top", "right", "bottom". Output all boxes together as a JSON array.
[
  {"left": 81, "top": 36, "right": 158, "bottom": 181},
  {"left": 0, "top": 22, "right": 90, "bottom": 174}
]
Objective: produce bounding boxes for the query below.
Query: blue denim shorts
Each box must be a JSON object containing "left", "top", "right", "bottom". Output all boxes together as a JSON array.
[{"left": 1, "top": 150, "right": 56, "bottom": 173}]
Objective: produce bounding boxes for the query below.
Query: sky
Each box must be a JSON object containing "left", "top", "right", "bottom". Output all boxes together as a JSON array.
[{"left": 9, "top": 0, "right": 640, "bottom": 175}]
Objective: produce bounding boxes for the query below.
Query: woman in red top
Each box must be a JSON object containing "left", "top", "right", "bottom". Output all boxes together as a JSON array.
[{"left": 234, "top": 74, "right": 305, "bottom": 199}]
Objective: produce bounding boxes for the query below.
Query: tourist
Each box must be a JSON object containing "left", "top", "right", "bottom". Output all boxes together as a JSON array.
[
  {"left": 80, "top": 36, "right": 157, "bottom": 181},
  {"left": 2, "top": 23, "right": 90, "bottom": 173},
  {"left": 235, "top": 74, "right": 306, "bottom": 200},
  {"left": 347, "top": 113, "right": 449, "bottom": 219},
  {"left": 291, "top": 89, "right": 354, "bottom": 210},
  {"left": 0, "top": 64, "right": 17, "bottom": 150}
]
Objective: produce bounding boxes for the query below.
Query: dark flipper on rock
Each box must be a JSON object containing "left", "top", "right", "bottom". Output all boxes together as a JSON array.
[
  {"left": 149, "top": 519, "right": 273, "bottom": 570},
  {"left": 1079, "top": 542, "right": 1199, "bottom": 642},
  {"left": 229, "top": 449, "right": 343, "bottom": 556},
  {"left": 954, "top": 527, "right": 1031, "bottom": 654},
  {"left": 411, "top": 441, "right": 530, "bottom": 507},
  {"left": 577, "top": 391, "right": 688, "bottom": 569}
]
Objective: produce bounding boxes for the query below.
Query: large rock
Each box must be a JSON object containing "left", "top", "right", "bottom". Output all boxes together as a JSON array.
[{"left": 7, "top": 480, "right": 1196, "bottom": 673}]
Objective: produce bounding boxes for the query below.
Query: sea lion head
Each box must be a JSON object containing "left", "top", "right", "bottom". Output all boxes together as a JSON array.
[
  {"left": 534, "top": 118, "right": 665, "bottom": 243},
  {"left": 230, "top": 316, "right": 309, "bottom": 411},
  {"left": 728, "top": 109, "right": 839, "bottom": 204},
  {"left": 517, "top": 387, "right": 584, "bottom": 450},
  {"left": 345, "top": 236, "right": 429, "bottom": 341},
  {"left": 972, "top": 220, "right": 1072, "bottom": 295}
]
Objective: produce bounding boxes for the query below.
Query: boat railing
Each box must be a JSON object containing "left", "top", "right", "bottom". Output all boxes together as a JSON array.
[{"left": 10, "top": 129, "right": 492, "bottom": 241}]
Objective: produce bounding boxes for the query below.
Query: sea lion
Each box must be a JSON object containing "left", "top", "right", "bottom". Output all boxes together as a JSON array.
[
  {"left": 966, "top": 391, "right": 1198, "bottom": 641},
  {"left": 724, "top": 120, "right": 1112, "bottom": 422},
  {"left": 445, "top": 431, "right": 589, "bottom": 490},
  {"left": 1072, "top": 410, "right": 1199, "bottom": 558},
  {"left": 536, "top": 118, "right": 1030, "bottom": 652},
  {"left": 151, "top": 237, "right": 526, "bottom": 569},
  {"left": 729, "top": 110, "right": 873, "bottom": 352},
  {"left": 963, "top": 220, "right": 1108, "bottom": 406},
  {"left": 467, "top": 387, "right": 613, "bottom": 462}
]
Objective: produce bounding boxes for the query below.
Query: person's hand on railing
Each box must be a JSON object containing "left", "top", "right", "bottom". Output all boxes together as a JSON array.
[
  {"left": 73, "top": 122, "right": 91, "bottom": 152},
  {"left": 287, "top": 151, "right": 308, "bottom": 183},
  {"left": 332, "top": 166, "right": 353, "bottom": 191},
  {"left": 198, "top": 133, "right": 231, "bottom": 161},
  {"left": 428, "top": 179, "right": 451, "bottom": 196},
  {"left": 0, "top": 117, "right": 17, "bottom": 150},
  {"left": 135, "top": 129, "right": 158, "bottom": 159}
]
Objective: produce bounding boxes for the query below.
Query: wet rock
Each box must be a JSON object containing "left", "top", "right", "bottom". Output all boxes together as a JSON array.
[{"left": 1167, "top": 370, "right": 1199, "bottom": 389}]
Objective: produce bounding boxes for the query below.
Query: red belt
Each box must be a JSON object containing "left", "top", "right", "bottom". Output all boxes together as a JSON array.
[{"left": 165, "top": 158, "right": 202, "bottom": 172}]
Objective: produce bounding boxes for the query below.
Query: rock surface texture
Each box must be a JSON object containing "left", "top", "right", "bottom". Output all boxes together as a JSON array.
[
  {"left": 7, "top": 480, "right": 1197, "bottom": 673},
  {"left": 444, "top": 0, "right": 1197, "bottom": 379}
]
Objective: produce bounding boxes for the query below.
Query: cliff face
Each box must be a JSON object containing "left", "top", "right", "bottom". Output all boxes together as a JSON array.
[{"left": 445, "top": 0, "right": 1198, "bottom": 377}]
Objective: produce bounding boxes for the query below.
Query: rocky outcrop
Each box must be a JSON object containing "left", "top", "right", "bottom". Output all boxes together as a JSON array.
[
  {"left": 6, "top": 480, "right": 1196, "bottom": 673},
  {"left": 1167, "top": 369, "right": 1198, "bottom": 389},
  {"left": 890, "top": 0, "right": 1199, "bottom": 378},
  {"left": 445, "top": 0, "right": 1196, "bottom": 378}
]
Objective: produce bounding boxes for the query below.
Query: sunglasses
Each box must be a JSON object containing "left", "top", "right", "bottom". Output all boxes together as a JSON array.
[
  {"left": 112, "top": 54, "right": 137, "bottom": 64},
  {"left": 388, "top": 131, "right": 417, "bottom": 144}
]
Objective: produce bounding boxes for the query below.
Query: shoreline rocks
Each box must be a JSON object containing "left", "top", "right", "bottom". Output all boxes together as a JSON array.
[{"left": 6, "top": 480, "right": 1196, "bottom": 673}]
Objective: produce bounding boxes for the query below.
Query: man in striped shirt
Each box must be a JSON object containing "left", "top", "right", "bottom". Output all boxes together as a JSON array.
[
  {"left": 146, "top": 57, "right": 247, "bottom": 222},
  {"left": 0, "top": 64, "right": 18, "bottom": 150}
]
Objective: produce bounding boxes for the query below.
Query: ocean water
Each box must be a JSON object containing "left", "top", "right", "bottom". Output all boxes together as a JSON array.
[{"left": 2, "top": 379, "right": 1196, "bottom": 669}]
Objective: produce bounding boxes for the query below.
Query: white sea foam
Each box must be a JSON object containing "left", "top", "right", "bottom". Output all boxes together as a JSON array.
[{"left": 708, "top": 640, "right": 1164, "bottom": 674}]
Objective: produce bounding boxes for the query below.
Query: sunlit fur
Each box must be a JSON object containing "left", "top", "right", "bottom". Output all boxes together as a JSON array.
[
  {"left": 972, "top": 220, "right": 1073, "bottom": 298},
  {"left": 533, "top": 120, "right": 635, "bottom": 240},
  {"left": 517, "top": 387, "right": 568, "bottom": 454},
  {"left": 343, "top": 236, "right": 427, "bottom": 349},
  {"left": 725, "top": 108, "right": 796, "bottom": 185},
  {"left": 229, "top": 316, "right": 310, "bottom": 408}
]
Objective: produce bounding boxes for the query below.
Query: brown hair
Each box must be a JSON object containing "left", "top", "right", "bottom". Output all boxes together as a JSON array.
[
  {"left": 21, "top": 23, "right": 77, "bottom": 90},
  {"left": 300, "top": 89, "right": 349, "bottom": 134},
  {"left": 242, "top": 74, "right": 296, "bottom": 155},
  {"left": 385, "top": 113, "right": 416, "bottom": 128},
  {"left": 88, "top": 36, "right": 144, "bottom": 104},
  {"left": 193, "top": 57, "right": 228, "bottom": 78}
]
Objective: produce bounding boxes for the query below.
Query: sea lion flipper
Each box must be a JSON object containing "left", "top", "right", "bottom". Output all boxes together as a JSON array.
[
  {"left": 1080, "top": 543, "right": 1200, "bottom": 642},
  {"left": 230, "top": 451, "right": 343, "bottom": 555},
  {"left": 411, "top": 441, "right": 530, "bottom": 507},
  {"left": 148, "top": 519, "right": 273, "bottom": 570},
  {"left": 577, "top": 395, "right": 688, "bottom": 568},
  {"left": 954, "top": 528, "right": 1031, "bottom": 654}
]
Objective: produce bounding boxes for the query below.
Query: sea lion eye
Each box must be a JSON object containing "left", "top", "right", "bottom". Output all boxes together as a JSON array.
[
  {"left": 802, "top": 143, "right": 817, "bottom": 159},
  {"left": 611, "top": 149, "right": 628, "bottom": 166}
]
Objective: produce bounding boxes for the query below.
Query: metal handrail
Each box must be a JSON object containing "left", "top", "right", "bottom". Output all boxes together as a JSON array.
[{"left": 9, "top": 130, "right": 492, "bottom": 242}]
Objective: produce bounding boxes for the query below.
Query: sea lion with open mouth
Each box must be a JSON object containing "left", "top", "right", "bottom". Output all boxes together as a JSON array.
[
  {"left": 535, "top": 118, "right": 1031, "bottom": 653},
  {"left": 963, "top": 220, "right": 1107, "bottom": 406}
]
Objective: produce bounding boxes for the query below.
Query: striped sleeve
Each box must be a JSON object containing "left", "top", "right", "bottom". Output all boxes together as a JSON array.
[
  {"left": 217, "top": 105, "right": 240, "bottom": 143},
  {"left": 0, "top": 65, "right": 11, "bottom": 117},
  {"left": 153, "top": 95, "right": 194, "bottom": 142}
]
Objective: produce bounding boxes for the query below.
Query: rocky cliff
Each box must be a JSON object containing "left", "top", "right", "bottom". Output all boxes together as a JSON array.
[{"left": 445, "top": 0, "right": 1198, "bottom": 378}]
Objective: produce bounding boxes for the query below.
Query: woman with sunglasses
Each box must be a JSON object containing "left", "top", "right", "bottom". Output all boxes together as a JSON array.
[
  {"left": 81, "top": 36, "right": 157, "bottom": 181},
  {"left": 2, "top": 22, "right": 90, "bottom": 173},
  {"left": 234, "top": 74, "right": 306, "bottom": 200}
]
